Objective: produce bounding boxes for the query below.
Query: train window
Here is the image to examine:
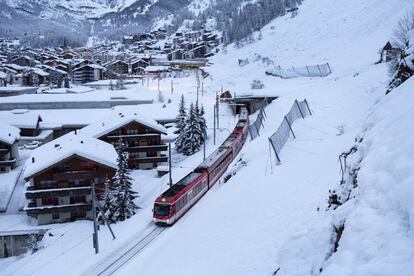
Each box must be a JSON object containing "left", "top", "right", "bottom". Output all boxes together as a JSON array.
[{"left": 154, "top": 204, "right": 170, "bottom": 216}]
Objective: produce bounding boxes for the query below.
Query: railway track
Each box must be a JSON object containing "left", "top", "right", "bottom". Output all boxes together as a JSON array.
[{"left": 86, "top": 226, "right": 166, "bottom": 276}]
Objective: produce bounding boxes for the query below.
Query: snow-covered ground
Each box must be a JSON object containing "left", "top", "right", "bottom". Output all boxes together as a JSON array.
[{"left": 2, "top": 0, "right": 414, "bottom": 275}]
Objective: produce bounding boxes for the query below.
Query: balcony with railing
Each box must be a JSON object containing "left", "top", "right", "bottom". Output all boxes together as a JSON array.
[
  {"left": 132, "top": 155, "right": 168, "bottom": 164},
  {"left": 26, "top": 185, "right": 91, "bottom": 199},
  {"left": 0, "top": 158, "right": 16, "bottom": 167},
  {"left": 128, "top": 144, "right": 168, "bottom": 152},
  {"left": 25, "top": 201, "right": 91, "bottom": 215}
]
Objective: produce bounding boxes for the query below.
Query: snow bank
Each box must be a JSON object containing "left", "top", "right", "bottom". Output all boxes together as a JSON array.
[
  {"left": 323, "top": 77, "right": 414, "bottom": 275},
  {"left": 276, "top": 77, "right": 414, "bottom": 276}
]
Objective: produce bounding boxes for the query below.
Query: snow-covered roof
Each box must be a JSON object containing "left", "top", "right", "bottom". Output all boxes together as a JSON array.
[
  {"left": 67, "top": 86, "right": 95, "bottom": 93},
  {"left": 41, "top": 65, "right": 67, "bottom": 75},
  {"left": 0, "top": 111, "right": 41, "bottom": 129},
  {"left": 73, "top": 64, "right": 104, "bottom": 71},
  {"left": 0, "top": 123, "right": 20, "bottom": 145},
  {"left": 79, "top": 111, "right": 167, "bottom": 138},
  {"left": 144, "top": 66, "right": 170, "bottom": 72},
  {"left": 32, "top": 69, "right": 49, "bottom": 77},
  {"left": 5, "top": 64, "right": 24, "bottom": 71},
  {"left": 24, "top": 133, "right": 117, "bottom": 180}
]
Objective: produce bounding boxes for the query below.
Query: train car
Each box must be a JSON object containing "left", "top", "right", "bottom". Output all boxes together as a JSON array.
[
  {"left": 194, "top": 145, "right": 233, "bottom": 187},
  {"left": 153, "top": 171, "right": 208, "bottom": 225},
  {"left": 221, "top": 133, "right": 243, "bottom": 157},
  {"left": 153, "top": 105, "right": 250, "bottom": 226}
]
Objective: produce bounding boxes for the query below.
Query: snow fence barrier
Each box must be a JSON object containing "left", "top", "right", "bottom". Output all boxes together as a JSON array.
[
  {"left": 248, "top": 101, "right": 268, "bottom": 140},
  {"left": 265, "top": 63, "right": 332, "bottom": 79},
  {"left": 268, "top": 99, "right": 312, "bottom": 163}
]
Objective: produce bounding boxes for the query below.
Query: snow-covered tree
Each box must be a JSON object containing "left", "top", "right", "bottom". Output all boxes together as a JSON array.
[
  {"left": 97, "top": 176, "right": 116, "bottom": 224},
  {"left": 64, "top": 77, "right": 70, "bottom": 88},
  {"left": 179, "top": 103, "right": 203, "bottom": 155},
  {"left": 387, "top": 11, "right": 414, "bottom": 93},
  {"left": 26, "top": 234, "right": 42, "bottom": 254},
  {"left": 111, "top": 139, "right": 139, "bottom": 222},
  {"left": 197, "top": 103, "right": 208, "bottom": 143},
  {"left": 174, "top": 94, "right": 187, "bottom": 134}
]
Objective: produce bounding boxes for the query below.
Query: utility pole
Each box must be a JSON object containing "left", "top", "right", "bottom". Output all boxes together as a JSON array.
[
  {"left": 201, "top": 80, "right": 204, "bottom": 97},
  {"left": 171, "top": 79, "right": 173, "bottom": 94},
  {"left": 91, "top": 181, "right": 99, "bottom": 254},
  {"left": 157, "top": 76, "right": 160, "bottom": 92},
  {"left": 213, "top": 104, "right": 216, "bottom": 145},
  {"left": 216, "top": 93, "right": 220, "bottom": 130},
  {"left": 169, "top": 143, "right": 172, "bottom": 187},
  {"left": 203, "top": 139, "right": 206, "bottom": 161},
  {"left": 94, "top": 189, "right": 116, "bottom": 240},
  {"left": 196, "top": 86, "right": 199, "bottom": 103}
]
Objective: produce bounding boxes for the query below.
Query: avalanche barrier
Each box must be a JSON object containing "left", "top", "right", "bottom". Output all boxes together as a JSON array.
[
  {"left": 248, "top": 100, "right": 268, "bottom": 140},
  {"left": 268, "top": 99, "right": 312, "bottom": 163},
  {"left": 266, "top": 63, "right": 332, "bottom": 79}
]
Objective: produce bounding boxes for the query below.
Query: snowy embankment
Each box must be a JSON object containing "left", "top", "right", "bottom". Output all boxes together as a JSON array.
[{"left": 276, "top": 77, "right": 414, "bottom": 276}]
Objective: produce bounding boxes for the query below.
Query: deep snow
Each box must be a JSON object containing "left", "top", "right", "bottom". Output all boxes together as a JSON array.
[{"left": 1, "top": 0, "right": 414, "bottom": 275}]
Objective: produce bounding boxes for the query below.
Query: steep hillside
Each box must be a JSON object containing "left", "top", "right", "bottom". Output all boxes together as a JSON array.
[{"left": 0, "top": 0, "right": 193, "bottom": 44}]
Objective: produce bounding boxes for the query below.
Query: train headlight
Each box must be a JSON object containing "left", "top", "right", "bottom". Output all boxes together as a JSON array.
[
  {"left": 166, "top": 219, "right": 170, "bottom": 223},
  {"left": 162, "top": 198, "right": 166, "bottom": 202}
]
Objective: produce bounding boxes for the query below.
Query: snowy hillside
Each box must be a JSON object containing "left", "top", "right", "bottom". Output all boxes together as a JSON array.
[
  {"left": 1, "top": 0, "right": 414, "bottom": 275},
  {"left": 0, "top": 0, "right": 193, "bottom": 43}
]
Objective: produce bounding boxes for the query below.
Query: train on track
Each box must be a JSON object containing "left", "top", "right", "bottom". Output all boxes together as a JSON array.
[{"left": 153, "top": 106, "right": 249, "bottom": 226}]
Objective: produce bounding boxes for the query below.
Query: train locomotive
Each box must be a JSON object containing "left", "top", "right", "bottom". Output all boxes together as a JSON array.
[{"left": 153, "top": 106, "right": 249, "bottom": 226}]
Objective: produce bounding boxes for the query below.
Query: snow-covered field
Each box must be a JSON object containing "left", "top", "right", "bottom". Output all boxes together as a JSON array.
[{"left": 2, "top": 0, "right": 414, "bottom": 275}]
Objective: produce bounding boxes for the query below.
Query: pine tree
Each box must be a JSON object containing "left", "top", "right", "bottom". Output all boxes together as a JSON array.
[
  {"left": 57, "top": 77, "right": 63, "bottom": 88},
  {"left": 97, "top": 176, "right": 116, "bottom": 224},
  {"left": 180, "top": 103, "right": 203, "bottom": 155},
  {"left": 174, "top": 94, "right": 187, "bottom": 134},
  {"left": 111, "top": 139, "right": 139, "bottom": 222},
  {"left": 199, "top": 105, "right": 208, "bottom": 143},
  {"left": 64, "top": 77, "right": 70, "bottom": 88}
]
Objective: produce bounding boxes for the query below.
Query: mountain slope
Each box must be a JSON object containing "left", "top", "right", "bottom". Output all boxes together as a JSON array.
[{"left": 0, "top": 0, "right": 193, "bottom": 44}]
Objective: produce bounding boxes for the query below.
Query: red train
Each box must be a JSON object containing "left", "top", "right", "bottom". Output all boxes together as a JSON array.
[{"left": 153, "top": 106, "right": 249, "bottom": 226}]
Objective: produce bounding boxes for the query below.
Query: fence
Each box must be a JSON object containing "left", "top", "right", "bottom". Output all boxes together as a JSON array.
[
  {"left": 248, "top": 101, "right": 268, "bottom": 140},
  {"left": 268, "top": 99, "right": 312, "bottom": 163},
  {"left": 265, "top": 63, "right": 332, "bottom": 79}
]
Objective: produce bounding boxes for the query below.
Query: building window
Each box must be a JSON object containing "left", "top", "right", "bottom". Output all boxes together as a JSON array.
[
  {"left": 147, "top": 151, "right": 157, "bottom": 157},
  {"left": 52, "top": 212, "right": 60, "bottom": 220},
  {"left": 42, "top": 197, "right": 58, "bottom": 206},
  {"left": 70, "top": 196, "right": 86, "bottom": 204},
  {"left": 39, "top": 180, "right": 56, "bottom": 189}
]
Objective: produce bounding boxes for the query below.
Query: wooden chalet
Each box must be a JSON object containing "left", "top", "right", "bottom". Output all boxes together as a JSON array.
[
  {"left": 11, "top": 56, "right": 36, "bottom": 67},
  {"left": 104, "top": 60, "right": 128, "bottom": 76},
  {"left": 79, "top": 112, "right": 168, "bottom": 170},
  {"left": 131, "top": 59, "right": 149, "bottom": 74},
  {"left": 24, "top": 135, "right": 117, "bottom": 225},
  {"left": 0, "top": 124, "right": 20, "bottom": 173},
  {"left": 0, "top": 111, "right": 43, "bottom": 138},
  {"left": 380, "top": 42, "right": 400, "bottom": 63}
]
